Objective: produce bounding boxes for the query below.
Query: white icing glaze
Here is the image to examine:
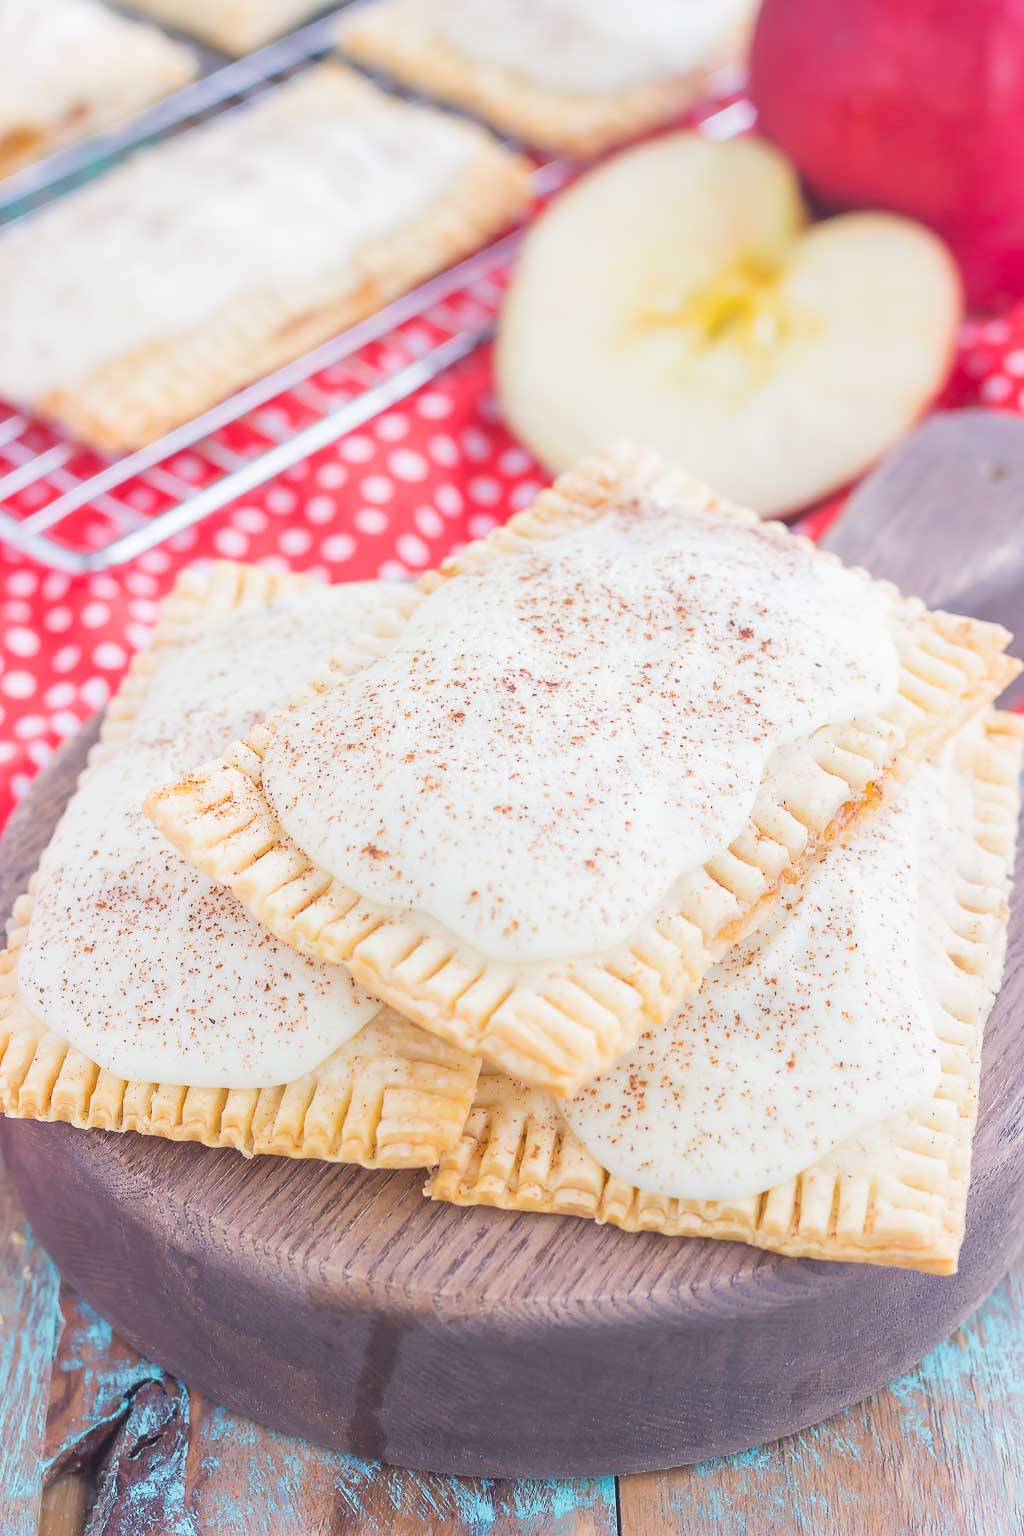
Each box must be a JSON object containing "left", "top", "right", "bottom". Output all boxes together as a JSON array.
[
  {"left": 0, "top": 74, "right": 475, "bottom": 400},
  {"left": 563, "top": 747, "right": 968, "bottom": 1201},
  {"left": 436, "top": 0, "right": 751, "bottom": 94},
  {"left": 0, "top": 0, "right": 190, "bottom": 135},
  {"left": 262, "top": 501, "right": 899, "bottom": 963},
  {"left": 18, "top": 584, "right": 390, "bottom": 1089}
]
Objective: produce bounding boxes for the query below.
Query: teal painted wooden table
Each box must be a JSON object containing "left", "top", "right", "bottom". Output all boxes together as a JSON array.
[{"left": 2, "top": 1153, "right": 1022, "bottom": 1536}]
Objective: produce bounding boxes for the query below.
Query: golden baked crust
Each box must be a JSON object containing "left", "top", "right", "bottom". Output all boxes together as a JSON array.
[
  {"left": 0, "top": 0, "right": 195, "bottom": 178},
  {"left": 0, "top": 957, "right": 479, "bottom": 1167},
  {"left": 426, "top": 711, "right": 1024, "bottom": 1273},
  {"left": 338, "top": 0, "right": 753, "bottom": 156},
  {"left": 125, "top": 0, "right": 337, "bottom": 55},
  {"left": 146, "top": 445, "right": 1022, "bottom": 1097},
  {"left": 0, "top": 562, "right": 480, "bottom": 1168},
  {"left": 5, "top": 65, "right": 529, "bottom": 452}
]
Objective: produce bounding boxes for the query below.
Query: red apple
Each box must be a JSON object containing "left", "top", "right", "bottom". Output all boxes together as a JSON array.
[{"left": 749, "top": 0, "right": 1024, "bottom": 309}]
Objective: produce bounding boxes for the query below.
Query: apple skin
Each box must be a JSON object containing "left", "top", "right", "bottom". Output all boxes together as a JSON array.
[{"left": 749, "top": 0, "right": 1024, "bottom": 309}]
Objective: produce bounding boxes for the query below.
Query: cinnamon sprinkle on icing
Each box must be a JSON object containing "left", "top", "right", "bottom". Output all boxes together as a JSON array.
[
  {"left": 18, "top": 585, "right": 387, "bottom": 1089},
  {"left": 262, "top": 498, "right": 899, "bottom": 963}
]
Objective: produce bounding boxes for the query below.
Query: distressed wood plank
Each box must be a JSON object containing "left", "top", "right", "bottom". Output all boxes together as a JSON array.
[
  {"left": 328, "top": 1460, "right": 618, "bottom": 1536},
  {"left": 0, "top": 1254, "right": 614, "bottom": 1535},
  {"left": 186, "top": 1389, "right": 617, "bottom": 1536},
  {"left": 39, "top": 1285, "right": 195, "bottom": 1536},
  {"left": 44, "top": 1288, "right": 164, "bottom": 1480},
  {"left": 0, "top": 1155, "right": 61, "bottom": 1536},
  {"left": 38, "top": 1477, "right": 88, "bottom": 1536},
  {"left": 83, "top": 1375, "right": 193, "bottom": 1536},
  {"left": 33, "top": 1283, "right": 618, "bottom": 1535},
  {"left": 618, "top": 1255, "right": 1024, "bottom": 1536},
  {"left": 185, "top": 1394, "right": 356, "bottom": 1536}
]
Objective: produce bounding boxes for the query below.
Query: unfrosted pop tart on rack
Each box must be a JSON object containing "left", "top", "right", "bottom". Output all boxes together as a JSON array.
[
  {"left": 428, "top": 711, "right": 1024, "bottom": 1274},
  {"left": 338, "top": 0, "right": 757, "bottom": 156},
  {"left": 0, "top": 63, "right": 529, "bottom": 452},
  {"left": 0, "top": 564, "right": 479, "bottom": 1167},
  {"left": 146, "top": 444, "right": 1021, "bottom": 1097},
  {"left": 0, "top": 0, "right": 196, "bottom": 177}
]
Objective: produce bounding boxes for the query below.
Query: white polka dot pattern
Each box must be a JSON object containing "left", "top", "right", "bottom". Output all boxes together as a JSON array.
[
  {"left": 0, "top": 350, "right": 548, "bottom": 817},
  {"left": 1, "top": 319, "right": 1023, "bottom": 823}
]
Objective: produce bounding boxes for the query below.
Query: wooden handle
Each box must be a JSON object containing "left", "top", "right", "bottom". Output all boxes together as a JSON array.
[{"left": 824, "top": 410, "right": 1024, "bottom": 703}]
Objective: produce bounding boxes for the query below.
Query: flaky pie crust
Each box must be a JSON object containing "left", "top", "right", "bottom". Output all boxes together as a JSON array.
[
  {"left": 5, "top": 65, "right": 529, "bottom": 452},
  {"left": 146, "top": 445, "right": 1021, "bottom": 1097},
  {"left": 127, "top": 0, "right": 351, "bottom": 57},
  {"left": 338, "top": 0, "right": 755, "bottom": 157},
  {"left": 426, "top": 711, "right": 1024, "bottom": 1275},
  {"left": 0, "top": 2, "right": 195, "bottom": 177},
  {"left": 0, "top": 562, "right": 480, "bottom": 1168}
]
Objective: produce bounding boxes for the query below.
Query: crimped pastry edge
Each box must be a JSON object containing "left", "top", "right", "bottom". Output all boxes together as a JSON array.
[
  {"left": 426, "top": 710, "right": 1024, "bottom": 1274},
  {"left": 338, "top": 0, "right": 754, "bottom": 156},
  {"left": 10, "top": 64, "right": 530, "bottom": 451},
  {"left": 0, "top": 561, "right": 481, "bottom": 1167},
  {"left": 145, "top": 444, "right": 1021, "bottom": 1096}
]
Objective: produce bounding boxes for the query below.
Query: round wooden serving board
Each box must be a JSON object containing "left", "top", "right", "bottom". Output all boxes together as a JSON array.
[{"left": 4, "top": 412, "right": 1024, "bottom": 1478}]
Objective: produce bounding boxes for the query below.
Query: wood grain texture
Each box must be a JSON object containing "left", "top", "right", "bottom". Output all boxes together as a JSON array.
[
  {"left": 327, "top": 1462, "right": 618, "bottom": 1536},
  {"left": 45, "top": 1288, "right": 164, "bottom": 1478},
  {"left": 186, "top": 1392, "right": 618, "bottom": 1536},
  {"left": 0, "top": 1197, "right": 614, "bottom": 1531},
  {"left": 3, "top": 411, "right": 1024, "bottom": 1479},
  {"left": 34, "top": 1281, "right": 616, "bottom": 1534},
  {"left": 39, "top": 1478, "right": 88, "bottom": 1536},
  {"left": 11, "top": 1060, "right": 1024, "bottom": 1479},
  {"left": 0, "top": 1157, "right": 61, "bottom": 1536},
  {"left": 827, "top": 410, "right": 1024, "bottom": 703},
  {"left": 618, "top": 1257, "right": 1024, "bottom": 1536},
  {"left": 38, "top": 1280, "right": 194, "bottom": 1536},
  {"left": 5, "top": 1232, "right": 1024, "bottom": 1534},
  {"left": 84, "top": 1377, "right": 192, "bottom": 1536}
]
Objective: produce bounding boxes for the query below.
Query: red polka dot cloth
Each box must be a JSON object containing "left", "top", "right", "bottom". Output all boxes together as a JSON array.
[{"left": 0, "top": 315, "right": 1020, "bottom": 829}]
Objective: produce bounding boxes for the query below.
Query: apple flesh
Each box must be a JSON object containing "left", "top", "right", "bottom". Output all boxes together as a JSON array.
[
  {"left": 497, "top": 133, "right": 961, "bottom": 517},
  {"left": 749, "top": 0, "right": 1024, "bottom": 310}
]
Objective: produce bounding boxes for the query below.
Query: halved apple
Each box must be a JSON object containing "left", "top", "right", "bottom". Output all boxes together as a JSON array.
[{"left": 496, "top": 134, "right": 962, "bottom": 516}]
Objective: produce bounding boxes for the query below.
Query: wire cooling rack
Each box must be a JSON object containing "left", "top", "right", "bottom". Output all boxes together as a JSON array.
[
  {"left": 0, "top": 1, "right": 566, "bottom": 574},
  {"left": 0, "top": 6, "right": 356, "bottom": 222},
  {"left": 0, "top": 2, "right": 750, "bottom": 573},
  {"left": 0, "top": 227, "right": 540, "bottom": 573}
]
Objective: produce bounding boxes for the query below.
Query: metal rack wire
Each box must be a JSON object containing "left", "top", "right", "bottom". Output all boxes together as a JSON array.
[
  {"left": 0, "top": 5, "right": 748, "bottom": 573},
  {"left": 0, "top": 2, "right": 567, "bottom": 573},
  {"left": 0, "top": 6, "right": 357, "bottom": 223},
  {"left": 0, "top": 225, "right": 545, "bottom": 573}
]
